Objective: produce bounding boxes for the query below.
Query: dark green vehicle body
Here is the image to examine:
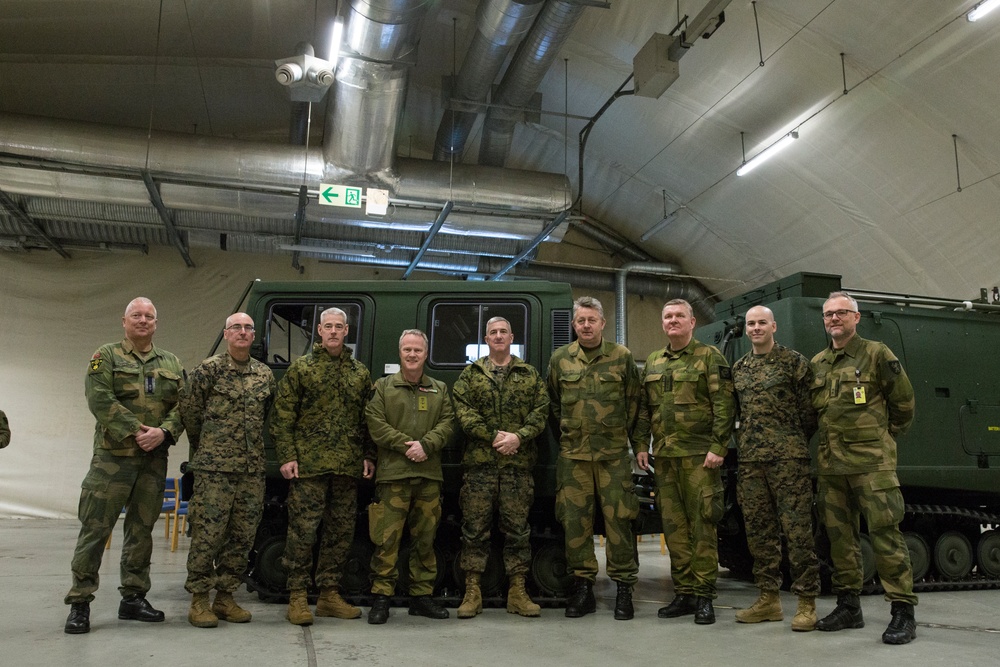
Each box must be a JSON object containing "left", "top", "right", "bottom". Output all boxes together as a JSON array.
[
  {"left": 697, "top": 272, "right": 1000, "bottom": 588},
  {"left": 231, "top": 279, "right": 576, "bottom": 601}
]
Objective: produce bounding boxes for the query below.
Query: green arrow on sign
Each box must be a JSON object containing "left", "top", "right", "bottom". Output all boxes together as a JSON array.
[
  {"left": 318, "top": 183, "right": 363, "bottom": 208},
  {"left": 322, "top": 186, "right": 338, "bottom": 204}
]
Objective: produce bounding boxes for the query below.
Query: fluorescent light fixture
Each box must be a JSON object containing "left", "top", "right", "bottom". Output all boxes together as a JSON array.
[
  {"left": 969, "top": 0, "right": 1000, "bottom": 21},
  {"left": 329, "top": 17, "right": 345, "bottom": 64},
  {"left": 736, "top": 131, "right": 799, "bottom": 176},
  {"left": 639, "top": 211, "right": 679, "bottom": 242}
]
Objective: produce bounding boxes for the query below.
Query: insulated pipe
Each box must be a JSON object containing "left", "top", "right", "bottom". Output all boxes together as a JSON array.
[
  {"left": 433, "top": 0, "right": 544, "bottom": 162},
  {"left": 615, "top": 262, "right": 713, "bottom": 344}
]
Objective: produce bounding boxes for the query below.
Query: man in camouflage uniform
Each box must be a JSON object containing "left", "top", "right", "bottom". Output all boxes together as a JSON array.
[
  {"left": 452, "top": 317, "right": 549, "bottom": 619},
  {"left": 634, "top": 298, "right": 735, "bottom": 626},
  {"left": 731, "top": 305, "right": 820, "bottom": 631},
  {"left": 366, "top": 329, "right": 456, "bottom": 624},
  {"left": 547, "top": 296, "right": 640, "bottom": 620},
  {"left": 811, "top": 291, "right": 918, "bottom": 645},
  {"left": 64, "top": 297, "right": 185, "bottom": 635},
  {"left": 0, "top": 409, "right": 9, "bottom": 448},
  {"left": 270, "top": 307, "right": 375, "bottom": 626},
  {"left": 180, "top": 312, "right": 275, "bottom": 628}
]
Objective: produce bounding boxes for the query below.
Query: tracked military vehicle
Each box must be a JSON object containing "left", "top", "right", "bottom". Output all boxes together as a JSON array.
[{"left": 698, "top": 272, "right": 1000, "bottom": 592}]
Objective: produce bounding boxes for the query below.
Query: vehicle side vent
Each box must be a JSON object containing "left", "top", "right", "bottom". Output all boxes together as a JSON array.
[{"left": 551, "top": 308, "right": 573, "bottom": 351}]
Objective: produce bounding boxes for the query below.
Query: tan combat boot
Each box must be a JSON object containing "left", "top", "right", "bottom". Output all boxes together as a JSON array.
[
  {"left": 457, "top": 573, "right": 482, "bottom": 619},
  {"left": 286, "top": 589, "right": 314, "bottom": 626},
  {"left": 188, "top": 592, "right": 219, "bottom": 628},
  {"left": 791, "top": 596, "right": 817, "bottom": 632},
  {"left": 506, "top": 574, "right": 541, "bottom": 617},
  {"left": 315, "top": 587, "right": 361, "bottom": 619},
  {"left": 735, "top": 590, "right": 783, "bottom": 623},
  {"left": 212, "top": 590, "right": 252, "bottom": 623}
]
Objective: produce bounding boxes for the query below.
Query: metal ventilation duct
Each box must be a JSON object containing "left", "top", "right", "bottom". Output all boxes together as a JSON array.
[
  {"left": 433, "top": 0, "right": 544, "bottom": 162},
  {"left": 478, "top": 0, "right": 585, "bottom": 167}
]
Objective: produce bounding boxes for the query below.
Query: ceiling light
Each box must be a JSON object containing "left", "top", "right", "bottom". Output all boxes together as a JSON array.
[
  {"left": 736, "top": 131, "right": 799, "bottom": 176},
  {"left": 968, "top": 0, "right": 1000, "bottom": 21},
  {"left": 639, "top": 211, "right": 678, "bottom": 242},
  {"left": 329, "top": 17, "right": 344, "bottom": 64}
]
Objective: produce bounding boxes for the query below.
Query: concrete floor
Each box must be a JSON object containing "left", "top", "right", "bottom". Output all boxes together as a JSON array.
[{"left": 2, "top": 519, "right": 997, "bottom": 667}]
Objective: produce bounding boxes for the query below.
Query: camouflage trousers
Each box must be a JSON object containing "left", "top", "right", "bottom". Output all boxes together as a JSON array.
[
  {"left": 653, "top": 454, "right": 723, "bottom": 598},
  {"left": 737, "top": 459, "right": 820, "bottom": 596},
  {"left": 282, "top": 473, "right": 357, "bottom": 591},
  {"left": 184, "top": 471, "right": 265, "bottom": 594},
  {"left": 368, "top": 478, "right": 442, "bottom": 597},
  {"left": 555, "top": 456, "right": 638, "bottom": 585},
  {"left": 459, "top": 465, "right": 533, "bottom": 577},
  {"left": 65, "top": 450, "right": 168, "bottom": 603},
  {"left": 818, "top": 471, "right": 917, "bottom": 604}
]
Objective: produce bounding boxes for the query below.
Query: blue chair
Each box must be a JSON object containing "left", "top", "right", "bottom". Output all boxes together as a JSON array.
[{"left": 162, "top": 477, "right": 189, "bottom": 551}]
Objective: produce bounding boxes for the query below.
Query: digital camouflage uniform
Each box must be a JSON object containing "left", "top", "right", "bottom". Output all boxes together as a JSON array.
[
  {"left": 366, "top": 371, "right": 456, "bottom": 596},
  {"left": 0, "top": 409, "right": 9, "bottom": 448},
  {"left": 66, "top": 339, "right": 185, "bottom": 604},
  {"left": 732, "top": 344, "right": 820, "bottom": 597},
  {"left": 811, "top": 335, "right": 917, "bottom": 604},
  {"left": 453, "top": 356, "right": 549, "bottom": 577},
  {"left": 180, "top": 352, "right": 275, "bottom": 594},
  {"left": 269, "top": 343, "right": 373, "bottom": 592},
  {"left": 547, "top": 340, "right": 640, "bottom": 586},
  {"left": 634, "top": 338, "right": 735, "bottom": 599}
]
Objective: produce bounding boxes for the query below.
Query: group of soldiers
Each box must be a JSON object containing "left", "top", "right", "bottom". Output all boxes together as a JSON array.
[{"left": 61, "top": 289, "right": 918, "bottom": 646}]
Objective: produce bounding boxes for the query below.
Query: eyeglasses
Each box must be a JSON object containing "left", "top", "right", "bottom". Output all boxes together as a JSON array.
[
  {"left": 822, "top": 309, "right": 857, "bottom": 320},
  {"left": 320, "top": 323, "right": 347, "bottom": 331},
  {"left": 226, "top": 324, "right": 255, "bottom": 332}
]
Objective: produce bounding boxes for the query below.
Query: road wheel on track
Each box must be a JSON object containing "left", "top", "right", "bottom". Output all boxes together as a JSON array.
[{"left": 934, "top": 531, "right": 973, "bottom": 580}]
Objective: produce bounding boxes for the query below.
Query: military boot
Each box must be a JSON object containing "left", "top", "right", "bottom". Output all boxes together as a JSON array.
[
  {"left": 286, "top": 589, "right": 314, "bottom": 626},
  {"left": 188, "top": 592, "right": 219, "bottom": 628},
  {"left": 507, "top": 575, "right": 541, "bottom": 617},
  {"left": 881, "top": 601, "right": 916, "bottom": 645},
  {"left": 791, "top": 596, "right": 817, "bottom": 632},
  {"left": 315, "top": 587, "right": 361, "bottom": 619},
  {"left": 735, "top": 590, "right": 783, "bottom": 623},
  {"left": 613, "top": 582, "right": 634, "bottom": 620},
  {"left": 64, "top": 602, "right": 90, "bottom": 634},
  {"left": 368, "top": 594, "right": 391, "bottom": 625},
  {"left": 458, "top": 573, "right": 483, "bottom": 619},
  {"left": 564, "top": 577, "right": 596, "bottom": 618},
  {"left": 212, "top": 591, "right": 251, "bottom": 623},
  {"left": 815, "top": 593, "right": 864, "bottom": 631}
]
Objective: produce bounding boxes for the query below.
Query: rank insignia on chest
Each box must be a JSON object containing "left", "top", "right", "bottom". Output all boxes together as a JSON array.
[{"left": 418, "top": 396, "right": 428, "bottom": 411}]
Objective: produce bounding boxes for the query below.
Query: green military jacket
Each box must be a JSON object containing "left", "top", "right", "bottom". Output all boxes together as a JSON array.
[
  {"left": 180, "top": 352, "right": 275, "bottom": 474},
  {"left": 85, "top": 339, "right": 185, "bottom": 457},
  {"left": 634, "top": 338, "right": 735, "bottom": 458},
  {"left": 366, "top": 371, "right": 456, "bottom": 483},
  {"left": 810, "top": 334, "right": 915, "bottom": 475},
  {"left": 547, "top": 339, "right": 640, "bottom": 461},
  {"left": 269, "top": 343, "right": 373, "bottom": 478},
  {"left": 0, "top": 409, "right": 9, "bottom": 449},
  {"left": 452, "top": 355, "right": 549, "bottom": 469},
  {"left": 732, "top": 343, "right": 817, "bottom": 462}
]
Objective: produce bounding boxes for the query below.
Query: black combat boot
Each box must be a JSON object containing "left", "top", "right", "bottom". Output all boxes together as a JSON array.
[
  {"left": 657, "top": 593, "right": 696, "bottom": 618},
  {"left": 64, "top": 602, "right": 90, "bottom": 634},
  {"left": 881, "top": 601, "right": 916, "bottom": 645},
  {"left": 367, "top": 594, "right": 391, "bottom": 625},
  {"left": 815, "top": 593, "right": 864, "bottom": 631},
  {"left": 564, "top": 577, "right": 596, "bottom": 618},
  {"left": 408, "top": 595, "right": 450, "bottom": 619},
  {"left": 694, "top": 596, "right": 716, "bottom": 625},
  {"left": 613, "top": 582, "right": 634, "bottom": 620},
  {"left": 118, "top": 595, "right": 165, "bottom": 622}
]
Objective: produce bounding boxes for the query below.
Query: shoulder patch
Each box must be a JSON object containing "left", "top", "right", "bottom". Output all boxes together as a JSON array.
[
  {"left": 718, "top": 366, "right": 732, "bottom": 380},
  {"left": 89, "top": 356, "right": 105, "bottom": 372},
  {"left": 887, "top": 360, "right": 902, "bottom": 376}
]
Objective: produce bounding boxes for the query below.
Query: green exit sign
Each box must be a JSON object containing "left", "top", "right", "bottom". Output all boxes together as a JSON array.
[{"left": 319, "top": 183, "right": 362, "bottom": 208}]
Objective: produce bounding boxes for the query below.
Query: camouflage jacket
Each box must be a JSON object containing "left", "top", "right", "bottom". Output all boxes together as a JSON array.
[
  {"left": 180, "top": 352, "right": 275, "bottom": 474},
  {"left": 85, "top": 339, "right": 185, "bottom": 457},
  {"left": 452, "top": 355, "right": 549, "bottom": 469},
  {"left": 366, "top": 372, "right": 456, "bottom": 483},
  {"left": 0, "top": 410, "right": 9, "bottom": 449},
  {"left": 269, "top": 343, "right": 373, "bottom": 478},
  {"left": 811, "top": 335, "right": 914, "bottom": 475},
  {"left": 547, "top": 339, "right": 640, "bottom": 461},
  {"left": 634, "top": 338, "right": 735, "bottom": 458},
  {"left": 732, "top": 343, "right": 817, "bottom": 462}
]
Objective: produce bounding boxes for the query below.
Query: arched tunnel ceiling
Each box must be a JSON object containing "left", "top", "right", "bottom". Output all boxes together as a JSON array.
[{"left": 1, "top": 0, "right": 998, "bottom": 302}]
